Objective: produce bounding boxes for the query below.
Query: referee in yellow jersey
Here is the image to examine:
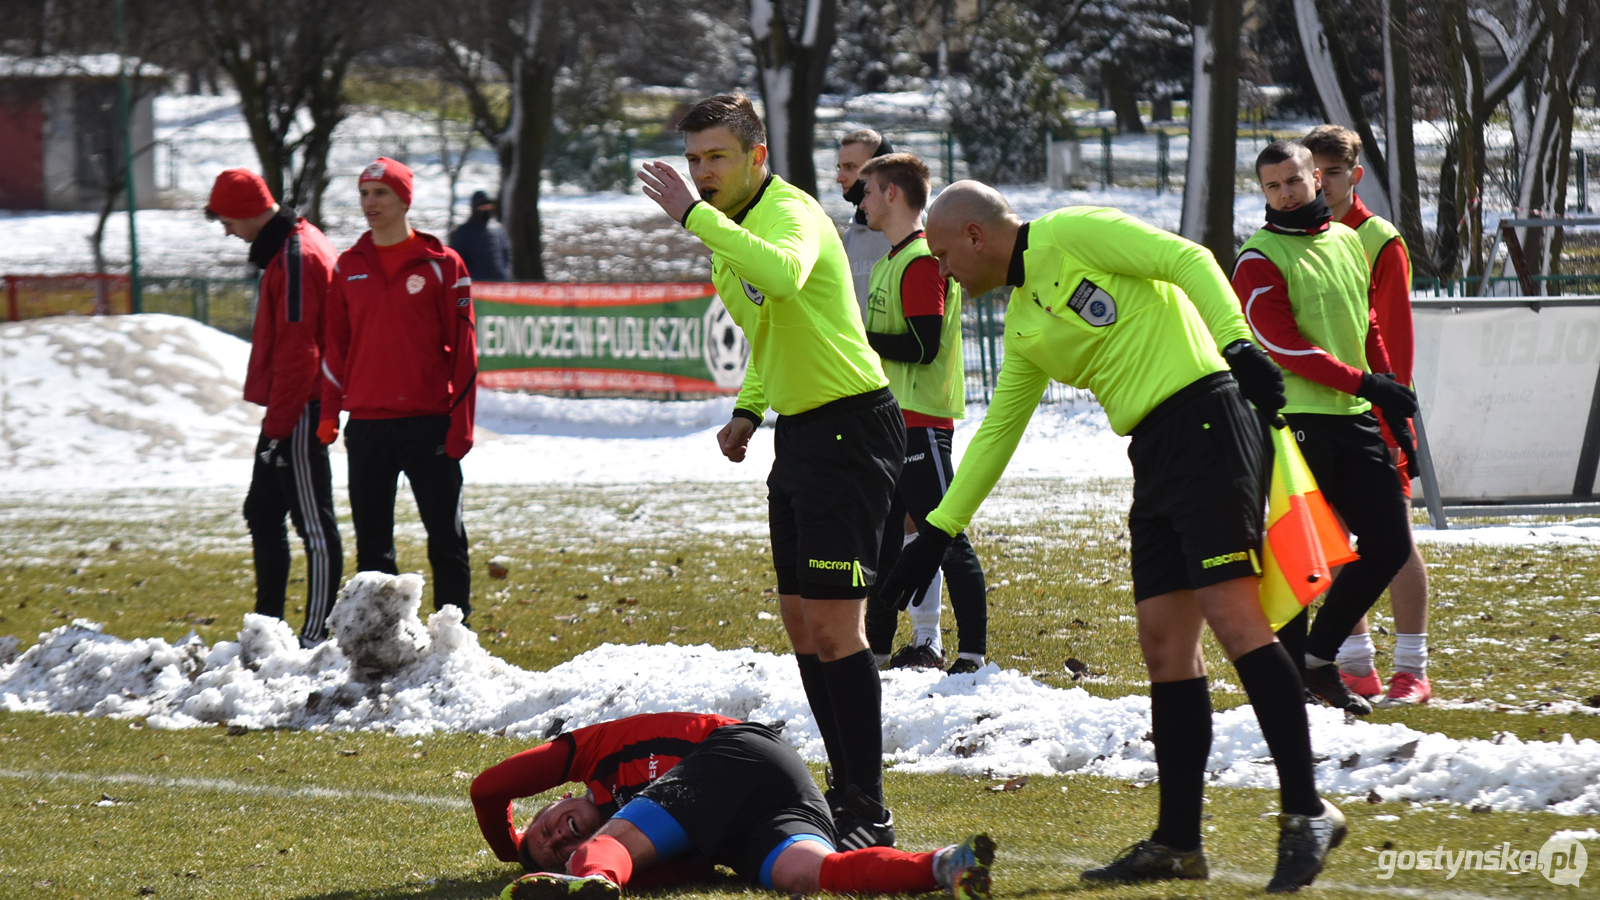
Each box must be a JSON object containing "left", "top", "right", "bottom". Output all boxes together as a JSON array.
[{"left": 639, "top": 94, "right": 901, "bottom": 850}]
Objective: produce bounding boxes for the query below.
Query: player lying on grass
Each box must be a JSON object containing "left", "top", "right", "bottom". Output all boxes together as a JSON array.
[{"left": 471, "top": 711, "right": 993, "bottom": 900}]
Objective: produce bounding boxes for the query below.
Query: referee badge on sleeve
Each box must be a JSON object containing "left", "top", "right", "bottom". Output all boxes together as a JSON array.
[
  {"left": 1067, "top": 278, "right": 1117, "bottom": 326},
  {"left": 740, "top": 277, "right": 765, "bottom": 306}
]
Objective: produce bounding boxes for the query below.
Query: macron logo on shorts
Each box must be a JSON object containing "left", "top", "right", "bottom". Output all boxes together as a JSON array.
[
  {"left": 1201, "top": 550, "right": 1252, "bottom": 569},
  {"left": 809, "top": 558, "right": 865, "bottom": 587}
]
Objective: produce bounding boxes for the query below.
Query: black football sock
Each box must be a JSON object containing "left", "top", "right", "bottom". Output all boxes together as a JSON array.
[
  {"left": 1149, "top": 676, "right": 1211, "bottom": 852},
  {"left": 1233, "top": 643, "right": 1323, "bottom": 816},
  {"left": 1276, "top": 608, "right": 1309, "bottom": 669},
  {"left": 797, "top": 653, "right": 846, "bottom": 786},
  {"left": 821, "top": 649, "right": 885, "bottom": 807}
]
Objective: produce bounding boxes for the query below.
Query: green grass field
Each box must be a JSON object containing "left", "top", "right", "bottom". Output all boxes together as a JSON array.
[{"left": 2, "top": 480, "right": 1598, "bottom": 898}]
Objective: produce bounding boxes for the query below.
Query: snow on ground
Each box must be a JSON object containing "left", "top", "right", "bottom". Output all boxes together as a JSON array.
[
  {"left": 6, "top": 312, "right": 1600, "bottom": 548},
  {"left": 0, "top": 313, "right": 261, "bottom": 486},
  {"left": 2, "top": 571, "right": 1598, "bottom": 815},
  {"left": 0, "top": 314, "right": 1132, "bottom": 490}
]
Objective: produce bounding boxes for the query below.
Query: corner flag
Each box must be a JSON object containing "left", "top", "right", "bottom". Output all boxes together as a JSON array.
[{"left": 1259, "top": 424, "right": 1357, "bottom": 630}]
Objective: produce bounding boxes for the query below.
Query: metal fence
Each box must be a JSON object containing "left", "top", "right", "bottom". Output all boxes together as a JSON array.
[{"left": 961, "top": 290, "right": 1092, "bottom": 406}]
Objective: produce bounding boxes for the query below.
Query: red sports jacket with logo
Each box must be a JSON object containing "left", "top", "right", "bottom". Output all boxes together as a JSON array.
[
  {"left": 470, "top": 712, "right": 739, "bottom": 863},
  {"left": 244, "top": 219, "right": 339, "bottom": 440},
  {"left": 319, "top": 230, "right": 479, "bottom": 458}
]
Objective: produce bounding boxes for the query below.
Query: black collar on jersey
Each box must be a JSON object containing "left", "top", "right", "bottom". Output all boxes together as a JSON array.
[
  {"left": 248, "top": 209, "right": 296, "bottom": 270},
  {"left": 731, "top": 173, "right": 775, "bottom": 226},
  {"left": 1005, "top": 221, "right": 1031, "bottom": 287},
  {"left": 886, "top": 229, "right": 925, "bottom": 259},
  {"left": 1264, "top": 190, "right": 1332, "bottom": 235}
]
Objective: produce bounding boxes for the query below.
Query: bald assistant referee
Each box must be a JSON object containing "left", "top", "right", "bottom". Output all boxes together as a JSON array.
[{"left": 638, "top": 93, "right": 901, "bottom": 851}]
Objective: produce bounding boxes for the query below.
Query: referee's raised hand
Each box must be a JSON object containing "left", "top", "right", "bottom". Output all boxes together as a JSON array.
[{"left": 639, "top": 160, "right": 699, "bottom": 224}]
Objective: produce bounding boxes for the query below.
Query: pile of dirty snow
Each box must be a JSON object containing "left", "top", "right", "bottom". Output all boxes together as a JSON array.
[
  {"left": 0, "top": 314, "right": 260, "bottom": 485},
  {"left": 3, "top": 572, "right": 1599, "bottom": 815},
  {"left": 0, "top": 313, "right": 1137, "bottom": 490}
]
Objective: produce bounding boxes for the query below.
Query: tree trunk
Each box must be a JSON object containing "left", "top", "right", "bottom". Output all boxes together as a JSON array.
[
  {"left": 195, "top": 0, "right": 364, "bottom": 229},
  {"left": 1294, "top": 0, "right": 1392, "bottom": 220},
  {"left": 1101, "top": 60, "right": 1146, "bottom": 134},
  {"left": 1382, "top": 0, "right": 1433, "bottom": 278},
  {"left": 1511, "top": 5, "right": 1599, "bottom": 290},
  {"left": 1180, "top": 0, "right": 1241, "bottom": 265},
  {"left": 500, "top": 0, "right": 561, "bottom": 280},
  {"left": 748, "top": 0, "right": 837, "bottom": 198}
]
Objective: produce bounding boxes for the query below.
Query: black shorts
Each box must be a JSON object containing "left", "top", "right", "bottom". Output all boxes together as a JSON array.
[
  {"left": 1127, "top": 373, "right": 1268, "bottom": 601},
  {"left": 770, "top": 388, "right": 905, "bottom": 598},
  {"left": 632, "top": 723, "right": 835, "bottom": 881}
]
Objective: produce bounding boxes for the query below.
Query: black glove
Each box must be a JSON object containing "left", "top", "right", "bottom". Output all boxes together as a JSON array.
[
  {"left": 877, "top": 520, "right": 954, "bottom": 612},
  {"left": 1358, "top": 373, "right": 1420, "bottom": 473},
  {"left": 1386, "top": 413, "right": 1419, "bottom": 474},
  {"left": 257, "top": 438, "right": 283, "bottom": 467},
  {"left": 1223, "top": 340, "right": 1287, "bottom": 426},
  {"left": 1355, "top": 372, "right": 1418, "bottom": 418}
]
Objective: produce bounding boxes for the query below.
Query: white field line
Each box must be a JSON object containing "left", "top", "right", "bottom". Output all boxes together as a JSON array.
[
  {"left": 0, "top": 767, "right": 472, "bottom": 809},
  {"left": 0, "top": 769, "right": 1562, "bottom": 897}
]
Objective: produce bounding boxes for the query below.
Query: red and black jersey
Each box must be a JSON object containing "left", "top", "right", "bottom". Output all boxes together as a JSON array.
[
  {"left": 1339, "top": 195, "right": 1413, "bottom": 387},
  {"left": 470, "top": 712, "right": 739, "bottom": 863},
  {"left": 897, "top": 253, "right": 954, "bottom": 431},
  {"left": 1231, "top": 219, "right": 1392, "bottom": 396},
  {"left": 320, "top": 229, "right": 479, "bottom": 458},
  {"left": 244, "top": 218, "right": 338, "bottom": 439}
]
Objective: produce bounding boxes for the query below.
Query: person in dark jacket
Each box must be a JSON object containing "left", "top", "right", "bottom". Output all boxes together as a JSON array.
[
  {"left": 449, "top": 190, "right": 511, "bottom": 282},
  {"left": 319, "top": 157, "right": 479, "bottom": 623},
  {"left": 207, "top": 168, "right": 344, "bottom": 648}
]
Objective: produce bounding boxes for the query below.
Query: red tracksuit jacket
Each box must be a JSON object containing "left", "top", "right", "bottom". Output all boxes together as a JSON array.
[
  {"left": 470, "top": 712, "right": 739, "bottom": 863},
  {"left": 320, "top": 231, "right": 479, "bottom": 458},
  {"left": 244, "top": 219, "right": 338, "bottom": 440}
]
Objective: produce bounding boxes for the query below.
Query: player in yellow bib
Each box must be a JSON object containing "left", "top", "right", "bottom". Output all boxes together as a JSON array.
[
  {"left": 853, "top": 153, "right": 989, "bottom": 674},
  {"left": 878, "top": 181, "right": 1343, "bottom": 892},
  {"left": 638, "top": 94, "right": 900, "bottom": 851}
]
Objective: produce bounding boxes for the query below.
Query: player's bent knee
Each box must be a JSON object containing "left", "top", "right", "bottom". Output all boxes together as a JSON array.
[{"left": 765, "top": 837, "right": 833, "bottom": 893}]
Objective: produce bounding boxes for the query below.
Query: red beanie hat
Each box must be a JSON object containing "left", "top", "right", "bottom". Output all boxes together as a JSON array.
[
  {"left": 359, "top": 157, "right": 414, "bottom": 208},
  {"left": 207, "top": 169, "right": 275, "bottom": 220}
]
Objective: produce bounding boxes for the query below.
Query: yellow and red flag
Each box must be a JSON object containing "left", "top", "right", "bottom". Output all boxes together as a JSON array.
[{"left": 1259, "top": 425, "right": 1358, "bottom": 630}]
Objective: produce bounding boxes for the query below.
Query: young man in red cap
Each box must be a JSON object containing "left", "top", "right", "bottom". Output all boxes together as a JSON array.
[
  {"left": 319, "top": 157, "right": 479, "bottom": 623},
  {"left": 208, "top": 168, "right": 344, "bottom": 648}
]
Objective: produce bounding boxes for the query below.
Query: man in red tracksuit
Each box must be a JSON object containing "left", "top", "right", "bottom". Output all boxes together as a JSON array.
[
  {"left": 319, "top": 157, "right": 478, "bottom": 622},
  {"left": 208, "top": 169, "right": 344, "bottom": 648},
  {"left": 471, "top": 711, "right": 993, "bottom": 900},
  {"left": 1303, "top": 125, "right": 1432, "bottom": 708}
]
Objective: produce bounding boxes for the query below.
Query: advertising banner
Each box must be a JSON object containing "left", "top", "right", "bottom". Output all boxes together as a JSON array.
[
  {"left": 473, "top": 282, "right": 748, "bottom": 397},
  {"left": 1413, "top": 300, "right": 1600, "bottom": 500}
]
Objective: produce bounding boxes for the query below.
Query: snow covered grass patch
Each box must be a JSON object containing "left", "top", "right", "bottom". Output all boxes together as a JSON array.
[{"left": 5, "top": 571, "right": 1600, "bottom": 817}]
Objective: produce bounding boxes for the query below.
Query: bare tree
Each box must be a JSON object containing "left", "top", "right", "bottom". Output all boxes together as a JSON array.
[
  {"left": 1430, "top": 0, "right": 1548, "bottom": 286},
  {"left": 422, "top": 0, "right": 561, "bottom": 280},
  {"left": 1180, "top": 0, "right": 1242, "bottom": 264},
  {"left": 436, "top": 82, "right": 479, "bottom": 236},
  {"left": 1381, "top": 0, "right": 1432, "bottom": 277},
  {"left": 1293, "top": 0, "right": 1393, "bottom": 220},
  {"left": 1487, "top": 0, "right": 1600, "bottom": 291},
  {"left": 747, "top": 0, "right": 837, "bottom": 197},
  {"left": 191, "top": 0, "right": 372, "bottom": 226}
]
